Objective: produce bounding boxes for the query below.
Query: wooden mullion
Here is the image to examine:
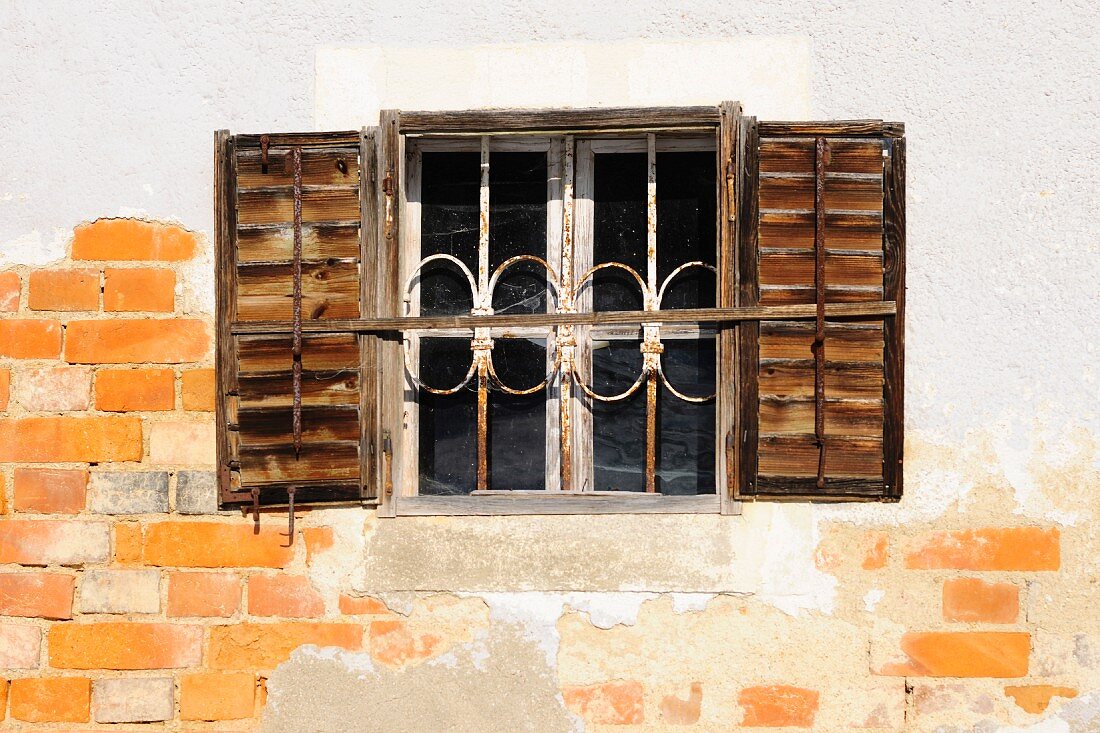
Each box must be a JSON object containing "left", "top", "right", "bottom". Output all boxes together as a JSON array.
[
  {"left": 736, "top": 116, "right": 761, "bottom": 498},
  {"left": 717, "top": 101, "right": 741, "bottom": 513},
  {"left": 882, "top": 137, "right": 906, "bottom": 500},
  {"left": 376, "top": 110, "right": 402, "bottom": 517},
  {"left": 215, "top": 130, "right": 240, "bottom": 507},
  {"left": 359, "top": 127, "right": 380, "bottom": 503}
]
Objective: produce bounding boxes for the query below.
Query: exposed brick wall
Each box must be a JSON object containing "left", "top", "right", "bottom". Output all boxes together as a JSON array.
[{"left": 0, "top": 219, "right": 1085, "bottom": 729}]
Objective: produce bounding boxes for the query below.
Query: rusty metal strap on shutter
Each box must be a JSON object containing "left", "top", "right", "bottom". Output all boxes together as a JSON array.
[
  {"left": 813, "top": 137, "right": 829, "bottom": 490},
  {"left": 291, "top": 146, "right": 304, "bottom": 461}
]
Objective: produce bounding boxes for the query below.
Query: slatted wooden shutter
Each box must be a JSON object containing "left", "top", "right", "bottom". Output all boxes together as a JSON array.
[
  {"left": 215, "top": 129, "right": 381, "bottom": 509},
  {"left": 736, "top": 121, "right": 905, "bottom": 500}
]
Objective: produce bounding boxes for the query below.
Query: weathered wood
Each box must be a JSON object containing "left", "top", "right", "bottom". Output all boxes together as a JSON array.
[
  {"left": 238, "top": 441, "right": 360, "bottom": 483},
  {"left": 759, "top": 360, "right": 883, "bottom": 399},
  {"left": 759, "top": 251, "right": 883, "bottom": 287},
  {"left": 215, "top": 130, "right": 238, "bottom": 506},
  {"left": 752, "top": 476, "right": 889, "bottom": 499},
  {"left": 760, "top": 322, "right": 884, "bottom": 362},
  {"left": 360, "top": 127, "right": 380, "bottom": 503},
  {"left": 376, "top": 109, "right": 402, "bottom": 518},
  {"left": 758, "top": 434, "right": 882, "bottom": 478},
  {"left": 759, "top": 175, "right": 883, "bottom": 212},
  {"left": 717, "top": 100, "right": 741, "bottom": 513},
  {"left": 236, "top": 186, "right": 360, "bottom": 226},
  {"left": 225, "top": 483, "right": 363, "bottom": 506},
  {"left": 238, "top": 405, "right": 360, "bottom": 445},
  {"left": 400, "top": 106, "right": 721, "bottom": 134},
  {"left": 736, "top": 116, "right": 760, "bottom": 498},
  {"left": 236, "top": 261, "right": 361, "bottom": 321},
  {"left": 759, "top": 139, "right": 884, "bottom": 175},
  {"left": 395, "top": 493, "right": 721, "bottom": 516},
  {"left": 759, "top": 284, "right": 882, "bottom": 305},
  {"left": 882, "top": 136, "right": 906, "bottom": 500},
  {"left": 236, "top": 147, "right": 359, "bottom": 187},
  {"left": 757, "top": 121, "right": 903, "bottom": 137},
  {"left": 237, "top": 222, "right": 360, "bottom": 263},
  {"left": 759, "top": 211, "right": 883, "bottom": 250},
  {"left": 235, "top": 131, "right": 360, "bottom": 148},
  {"left": 237, "top": 370, "right": 360, "bottom": 407},
  {"left": 237, "top": 334, "right": 359, "bottom": 372},
  {"left": 759, "top": 397, "right": 883, "bottom": 437}
]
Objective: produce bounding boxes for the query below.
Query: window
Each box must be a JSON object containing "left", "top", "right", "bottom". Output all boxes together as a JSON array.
[{"left": 215, "top": 104, "right": 905, "bottom": 522}]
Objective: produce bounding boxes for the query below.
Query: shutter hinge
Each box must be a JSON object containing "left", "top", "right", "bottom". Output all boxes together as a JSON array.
[{"left": 382, "top": 430, "right": 394, "bottom": 499}]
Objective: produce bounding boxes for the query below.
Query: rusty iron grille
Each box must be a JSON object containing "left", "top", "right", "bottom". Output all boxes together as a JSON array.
[{"left": 402, "top": 135, "right": 717, "bottom": 493}]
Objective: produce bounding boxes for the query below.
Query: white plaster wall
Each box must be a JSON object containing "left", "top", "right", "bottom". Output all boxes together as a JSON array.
[{"left": 1, "top": 0, "right": 1097, "bottom": 506}]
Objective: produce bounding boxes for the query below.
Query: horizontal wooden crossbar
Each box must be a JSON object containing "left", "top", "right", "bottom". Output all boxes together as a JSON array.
[{"left": 231, "top": 301, "right": 896, "bottom": 335}]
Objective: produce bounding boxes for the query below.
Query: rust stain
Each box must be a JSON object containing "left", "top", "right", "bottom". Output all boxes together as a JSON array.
[{"left": 813, "top": 137, "right": 829, "bottom": 489}]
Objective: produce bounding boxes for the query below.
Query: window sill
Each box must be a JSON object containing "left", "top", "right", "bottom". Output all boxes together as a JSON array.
[{"left": 391, "top": 493, "right": 734, "bottom": 516}]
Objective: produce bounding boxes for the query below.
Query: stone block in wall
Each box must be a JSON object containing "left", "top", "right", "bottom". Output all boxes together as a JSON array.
[
  {"left": 88, "top": 471, "right": 169, "bottom": 514},
  {"left": 92, "top": 677, "right": 174, "bottom": 723},
  {"left": 80, "top": 569, "right": 161, "bottom": 614},
  {"left": 175, "top": 470, "right": 218, "bottom": 514}
]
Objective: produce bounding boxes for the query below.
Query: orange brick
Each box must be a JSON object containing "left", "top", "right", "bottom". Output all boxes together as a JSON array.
[
  {"left": 302, "top": 526, "right": 334, "bottom": 565},
  {"left": 72, "top": 219, "right": 197, "bottom": 262},
  {"left": 739, "top": 685, "right": 819, "bottom": 727},
  {"left": 0, "top": 416, "right": 142, "bottom": 462},
  {"left": 66, "top": 319, "right": 209, "bottom": 364},
  {"left": 878, "top": 632, "right": 1030, "bottom": 677},
  {"left": 1004, "top": 684, "right": 1077, "bottom": 714},
  {"left": 0, "top": 271, "right": 19, "bottom": 311},
  {"left": 49, "top": 622, "right": 202, "bottom": 670},
  {"left": 13, "top": 468, "right": 88, "bottom": 514},
  {"left": 28, "top": 269, "right": 99, "bottom": 311},
  {"left": 0, "top": 319, "right": 62, "bottom": 358},
  {"left": 369, "top": 619, "right": 443, "bottom": 669},
  {"left": 0, "top": 474, "right": 6, "bottom": 516},
  {"left": 660, "top": 682, "right": 702, "bottom": 725},
  {"left": 249, "top": 575, "right": 324, "bottom": 618},
  {"left": 0, "top": 519, "right": 109, "bottom": 565},
  {"left": 103, "top": 267, "right": 175, "bottom": 312},
  {"left": 339, "top": 595, "right": 390, "bottom": 615},
  {"left": 0, "top": 573, "right": 74, "bottom": 619},
  {"left": 906, "top": 527, "right": 1060, "bottom": 571},
  {"left": 563, "top": 681, "right": 644, "bottom": 725},
  {"left": 208, "top": 622, "right": 363, "bottom": 670},
  {"left": 0, "top": 368, "right": 9, "bottom": 410},
  {"left": 9, "top": 677, "right": 90, "bottom": 723},
  {"left": 168, "top": 572, "right": 241, "bottom": 617},
  {"left": 943, "top": 578, "right": 1019, "bottom": 623},
  {"left": 95, "top": 368, "right": 175, "bottom": 411},
  {"left": 180, "top": 673, "right": 256, "bottom": 721},
  {"left": 182, "top": 368, "right": 216, "bottom": 410},
  {"left": 862, "top": 532, "right": 889, "bottom": 570},
  {"left": 144, "top": 522, "right": 293, "bottom": 569},
  {"left": 0, "top": 678, "right": 7, "bottom": 722}
]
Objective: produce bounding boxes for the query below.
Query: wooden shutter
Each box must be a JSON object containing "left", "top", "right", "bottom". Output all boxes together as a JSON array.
[
  {"left": 736, "top": 121, "right": 904, "bottom": 500},
  {"left": 215, "top": 129, "right": 380, "bottom": 508}
]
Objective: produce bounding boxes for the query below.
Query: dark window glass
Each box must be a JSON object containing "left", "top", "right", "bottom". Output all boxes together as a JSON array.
[
  {"left": 489, "top": 337, "right": 547, "bottom": 490},
  {"left": 592, "top": 153, "right": 647, "bottom": 311},
  {"left": 657, "top": 151, "right": 717, "bottom": 309},
  {"left": 420, "top": 152, "right": 479, "bottom": 316},
  {"left": 658, "top": 337, "right": 716, "bottom": 494},
  {"left": 490, "top": 152, "right": 548, "bottom": 314},
  {"left": 591, "top": 338, "right": 645, "bottom": 491},
  {"left": 418, "top": 338, "right": 476, "bottom": 495}
]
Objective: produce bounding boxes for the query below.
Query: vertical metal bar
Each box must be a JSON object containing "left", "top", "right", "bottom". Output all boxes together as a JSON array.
[
  {"left": 644, "top": 133, "right": 659, "bottom": 492},
  {"left": 291, "top": 146, "right": 304, "bottom": 459},
  {"left": 476, "top": 136, "right": 491, "bottom": 491},
  {"left": 286, "top": 487, "right": 296, "bottom": 545},
  {"left": 813, "top": 137, "right": 829, "bottom": 489},
  {"left": 559, "top": 136, "right": 576, "bottom": 491}
]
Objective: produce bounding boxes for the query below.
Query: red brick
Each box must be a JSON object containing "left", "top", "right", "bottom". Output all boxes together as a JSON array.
[
  {"left": 72, "top": 219, "right": 197, "bottom": 261},
  {"left": 562, "top": 681, "right": 644, "bottom": 725},
  {"left": 49, "top": 622, "right": 202, "bottom": 669},
  {"left": 339, "top": 595, "right": 390, "bottom": 615},
  {"left": 182, "top": 368, "right": 215, "bottom": 410},
  {"left": 27, "top": 269, "right": 99, "bottom": 311},
  {"left": 0, "top": 319, "right": 62, "bottom": 358},
  {"left": 66, "top": 319, "right": 209, "bottom": 364},
  {"left": 906, "top": 527, "right": 1060, "bottom": 571},
  {"left": 878, "top": 632, "right": 1030, "bottom": 677},
  {"left": 103, "top": 267, "right": 175, "bottom": 312},
  {"left": 739, "top": 685, "right": 820, "bottom": 727},
  {"left": 143, "top": 522, "right": 293, "bottom": 568},
  {"left": 0, "top": 368, "right": 9, "bottom": 410},
  {"left": 249, "top": 575, "right": 324, "bottom": 618},
  {"left": 180, "top": 673, "right": 256, "bottom": 721},
  {"left": 9, "top": 677, "right": 91, "bottom": 723},
  {"left": 0, "top": 271, "right": 19, "bottom": 311},
  {"left": 95, "top": 368, "right": 175, "bottom": 411},
  {"left": 943, "top": 578, "right": 1019, "bottom": 623},
  {"left": 168, "top": 572, "right": 241, "bottom": 617},
  {"left": 208, "top": 622, "right": 363, "bottom": 670},
  {"left": 1004, "top": 684, "right": 1077, "bottom": 714},
  {"left": 369, "top": 618, "right": 443, "bottom": 669},
  {"left": 13, "top": 468, "right": 88, "bottom": 514},
  {"left": 0, "top": 573, "right": 75, "bottom": 619},
  {"left": 0, "top": 416, "right": 142, "bottom": 462}
]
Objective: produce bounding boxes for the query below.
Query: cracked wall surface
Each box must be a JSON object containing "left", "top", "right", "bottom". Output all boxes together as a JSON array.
[{"left": 1, "top": 1, "right": 1098, "bottom": 730}]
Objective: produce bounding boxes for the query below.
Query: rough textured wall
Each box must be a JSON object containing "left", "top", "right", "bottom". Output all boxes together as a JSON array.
[{"left": 0, "top": 1, "right": 1098, "bottom": 731}]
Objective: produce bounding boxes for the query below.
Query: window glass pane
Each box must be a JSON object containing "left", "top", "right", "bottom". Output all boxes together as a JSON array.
[
  {"left": 489, "top": 337, "right": 547, "bottom": 490},
  {"left": 420, "top": 152, "right": 479, "bottom": 316},
  {"left": 593, "top": 152, "right": 647, "bottom": 311},
  {"left": 657, "top": 151, "right": 717, "bottom": 309},
  {"left": 591, "top": 338, "right": 645, "bottom": 491},
  {"left": 658, "top": 337, "right": 716, "bottom": 494},
  {"left": 490, "top": 152, "right": 548, "bottom": 314},
  {"left": 418, "top": 337, "right": 476, "bottom": 495}
]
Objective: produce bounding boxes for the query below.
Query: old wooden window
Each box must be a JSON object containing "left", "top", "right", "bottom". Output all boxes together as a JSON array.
[{"left": 215, "top": 104, "right": 905, "bottom": 522}]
